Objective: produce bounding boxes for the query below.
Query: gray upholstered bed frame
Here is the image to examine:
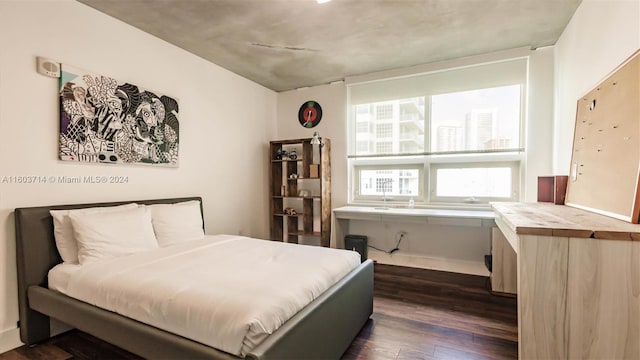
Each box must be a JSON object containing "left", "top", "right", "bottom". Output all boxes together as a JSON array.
[{"left": 15, "top": 197, "right": 374, "bottom": 359}]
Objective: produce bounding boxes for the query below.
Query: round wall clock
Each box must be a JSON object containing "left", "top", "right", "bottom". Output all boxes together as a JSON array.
[{"left": 298, "top": 100, "right": 322, "bottom": 128}]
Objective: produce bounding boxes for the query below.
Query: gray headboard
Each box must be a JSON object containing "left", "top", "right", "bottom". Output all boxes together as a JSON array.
[{"left": 14, "top": 197, "right": 203, "bottom": 344}]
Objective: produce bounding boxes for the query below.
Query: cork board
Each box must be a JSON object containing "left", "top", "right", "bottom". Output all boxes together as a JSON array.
[{"left": 565, "top": 50, "right": 640, "bottom": 223}]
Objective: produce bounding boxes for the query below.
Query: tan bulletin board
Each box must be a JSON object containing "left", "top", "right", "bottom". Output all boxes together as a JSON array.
[{"left": 565, "top": 50, "right": 640, "bottom": 223}]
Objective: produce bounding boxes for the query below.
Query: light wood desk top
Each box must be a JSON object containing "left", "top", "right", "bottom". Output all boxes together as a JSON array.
[{"left": 491, "top": 202, "right": 640, "bottom": 241}]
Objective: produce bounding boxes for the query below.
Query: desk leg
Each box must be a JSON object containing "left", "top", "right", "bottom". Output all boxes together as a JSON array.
[
  {"left": 491, "top": 227, "right": 517, "bottom": 294},
  {"left": 331, "top": 215, "right": 349, "bottom": 249},
  {"left": 518, "top": 235, "right": 569, "bottom": 359}
]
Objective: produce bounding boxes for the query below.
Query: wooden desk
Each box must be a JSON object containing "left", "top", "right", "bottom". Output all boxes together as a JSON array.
[
  {"left": 331, "top": 206, "right": 497, "bottom": 275},
  {"left": 492, "top": 202, "right": 640, "bottom": 359},
  {"left": 331, "top": 206, "right": 495, "bottom": 248}
]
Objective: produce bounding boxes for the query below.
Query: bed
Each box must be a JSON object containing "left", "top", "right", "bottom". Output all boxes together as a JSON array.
[{"left": 15, "top": 197, "right": 374, "bottom": 359}]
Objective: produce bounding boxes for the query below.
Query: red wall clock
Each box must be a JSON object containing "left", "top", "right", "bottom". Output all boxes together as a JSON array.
[{"left": 298, "top": 100, "right": 322, "bottom": 128}]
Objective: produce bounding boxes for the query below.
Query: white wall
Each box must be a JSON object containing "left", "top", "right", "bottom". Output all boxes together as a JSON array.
[
  {"left": 553, "top": 0, "right": 640, "bottom": 173},
  {"left": 0, "top": 0, "right": 276, "bottom": 351},
  {"left": 276, "top": 83, "right": 348, "bottom": 208},
  {"left": 524, "top": 47, "right": 555, "bottom": 201}
]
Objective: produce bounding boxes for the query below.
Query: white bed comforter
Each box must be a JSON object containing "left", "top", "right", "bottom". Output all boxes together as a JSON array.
[{"left": 56, "top": 235, "right": 361, "bottom": 357}]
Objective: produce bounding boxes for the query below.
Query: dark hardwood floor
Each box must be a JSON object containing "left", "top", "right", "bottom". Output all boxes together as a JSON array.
[
  {"left": 1, "top": 264, "right": 517, "bottom": 360},
  {"left": 344, "top": 264, "right": 517, "bottom": 360}
]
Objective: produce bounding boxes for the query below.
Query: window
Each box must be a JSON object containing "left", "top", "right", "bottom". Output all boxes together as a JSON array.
[
  {"left": 348, "top": 58, "right": 526, "bottom": 207},
  {"left": 354, "top": 166, "right": 422, "bottom": 201},
  {"left": 430, "top": 162, "right": 519, "bottom": 203}
]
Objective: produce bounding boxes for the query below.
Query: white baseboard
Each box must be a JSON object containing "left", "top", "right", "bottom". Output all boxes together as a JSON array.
[
  {"left": 369, "top": 248, "right": 490, "bottom": 276},
  {"left": 0, "top": 327, "right": 23, "bottom": 354}
]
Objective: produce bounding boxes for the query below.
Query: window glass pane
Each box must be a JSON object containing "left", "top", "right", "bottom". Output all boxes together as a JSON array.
[
  {"left": 356, "top": 141, "right": 370, "bottom": 153},
  {"left": 356, "top": 122, "right": 369, "bottom": 133},
  {"left": 354, "top": 97, "right": 425, "bottom": 155},
  {"left": 360, "top": 169, "right": 420, "bottom": 197},
  {"left": 375, "top": 141, "right": 392, "bottom": 154},
  {"left": 376, "top": 104, "right": 393, "bottom": 120},
  {"left": 376, "top": 123, "right": 392, "bottom": 138},
  {"left": 436, "top": 167, "right": 511, "bottom": 198},
  {"left": 431, "top": 85, "right": 520, "bottom": 152}
]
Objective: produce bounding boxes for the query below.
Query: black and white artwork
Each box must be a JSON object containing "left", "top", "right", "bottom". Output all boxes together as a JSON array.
[{"left": 59, "top": 64, "right": 179, "bottom": 166}]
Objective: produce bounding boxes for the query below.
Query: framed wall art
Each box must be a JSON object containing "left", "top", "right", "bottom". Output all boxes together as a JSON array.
[{"left": 59, "top": 64, "right": 179, "bottom": 167}]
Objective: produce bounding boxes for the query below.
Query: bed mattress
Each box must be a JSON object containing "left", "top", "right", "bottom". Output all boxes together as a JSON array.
[{"left": 48, "top": 235, "right": 361, "bottom": 357}]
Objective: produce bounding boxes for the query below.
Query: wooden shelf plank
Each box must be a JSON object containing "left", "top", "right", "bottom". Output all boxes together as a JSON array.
[
  {"left": 272, "top": 196, "right": 321, "bottom": 199},
  {"left": 288, "top": 231, "right": 321, "bottom": 237},
  {"left": 271, "top": 158, "right": 304, "bottom": 163}
]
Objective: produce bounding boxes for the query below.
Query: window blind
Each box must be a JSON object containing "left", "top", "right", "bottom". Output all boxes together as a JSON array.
[{"left": 347, "top": 58, "right": 528, "bottom": 158}]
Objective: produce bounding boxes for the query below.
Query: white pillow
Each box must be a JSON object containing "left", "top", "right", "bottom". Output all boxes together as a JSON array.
[
  {"left": 50, "top": 203, "right": 138, "bottom": 263},
  {"left": 70, "top": 206, "right": 158, "bottom": 265},
  {"left": 146, "top": 200, "right": 204, "bottom": 247}
]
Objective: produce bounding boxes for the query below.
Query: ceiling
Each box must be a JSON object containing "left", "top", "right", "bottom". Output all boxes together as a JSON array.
[{"left": 77, "top": 0, "right": 582, "bottom": 92}]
